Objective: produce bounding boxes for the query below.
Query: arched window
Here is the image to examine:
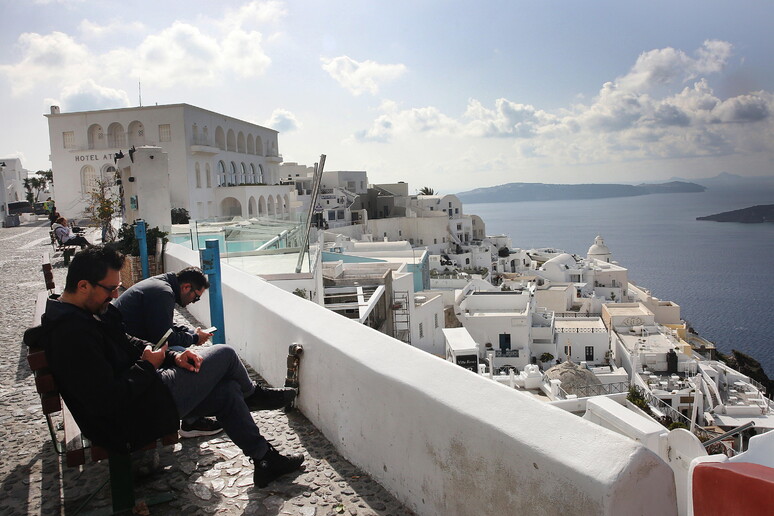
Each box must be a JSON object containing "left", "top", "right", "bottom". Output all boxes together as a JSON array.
[
  {"left": 195, "top": 163, "right": 201, "bottom": 188},
  {"left": 229, "top": 162, "right": 237, "bottom": 185},
  {"left": 215, "top": 126, "right": 226, "bottom": 150},
  {"left": 128, "top": 121, "right": 145, "bottom": 146},
  {"left": 227, "top": 129, "right": 236, "bottom": 152},
  {"left": 80, "top": 165, "right": 98, "bottom": 193},
  {"left": 250, "top": 164, "right": 256, "bottom": 183},
  {"left": 87, "top": 124, "right": 104, "bottom": 150},
  {"left": 217, "top": 161, "right": 226, "bottom": 186},
  {"left": 203, "top": 126, "right": 209, "bottom": 145},
  {"left": 237, "top": 131, "right": 246, "bottom": 153},
  {"left": 255, "top": 135, "right": 264, "bottom": 156},
  {"left": 246, "top": 134, "right": 255, "bottom": 155},
  {"left": 192, "top": 124, "right": 199, "bottom": 144},
  {"left": 258, "top": 164, "right": 265, "bottom": 183},
  {"left": 101, "top": 165, "right": 117, "bottom": 186},
  {"left": 206, "top": 163, "right": 212, "bottom": 188},
  {"left": 240, "top": 162, "right": 246, "bottom": 184},
  {"left": 107, "top": 123, "right": 125, "bottom": 148}
]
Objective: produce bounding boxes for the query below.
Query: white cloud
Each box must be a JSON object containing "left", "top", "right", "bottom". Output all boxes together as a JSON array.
[
  {"left": 265, "top": 108, "right": 301, "bottom": 132},
  {"left": 354, "top": 102, "right": 457, "bottom": 142},
  {"left": 78, "top": 19, "right": 147, "bottom": 39},
  {"left": 221, "top": 0, "right": 287, "bottom": 28},
  {"left": 352, "top": 41, "right": 773, "bottom": 167},
  {"left": 321, "top": 56, "right": 406, "bottom": 95},
  {"left": 0, "top": 31, "right": 92, "bottom": 94},
  {"left": 0, "top": 2, "right": 279, "bottom": 93},
  {"left": 54, "top": 79, "right": 131, "bottom": 112}
]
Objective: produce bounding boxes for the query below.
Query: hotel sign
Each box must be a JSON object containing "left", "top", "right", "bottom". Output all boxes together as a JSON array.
[{"left": 75, "top": 154, "right": 113, "bottom": 162}]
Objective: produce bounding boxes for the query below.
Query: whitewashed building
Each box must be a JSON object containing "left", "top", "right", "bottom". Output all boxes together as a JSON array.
[
  {"left": 0, "top": 158, "right": 29, "bottom": 223},
  {"left": 45, "top": 103, "right": 297, "bottom": 223}
]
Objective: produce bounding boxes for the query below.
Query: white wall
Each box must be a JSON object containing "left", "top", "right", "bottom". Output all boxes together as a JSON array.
[{"left": 165, "top": 243, "right": 677, "bottom": 516}]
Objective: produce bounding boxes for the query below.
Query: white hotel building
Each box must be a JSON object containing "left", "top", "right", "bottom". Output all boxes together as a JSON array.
[{"left": 45, "top": 104, "right": 297, "bottom": 224}]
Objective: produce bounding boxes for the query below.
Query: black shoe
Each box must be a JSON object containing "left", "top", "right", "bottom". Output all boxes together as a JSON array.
[
  {"left": 179, "top": 417, "right": 223, "bottom": 438},
  {"left": 253, "top": 444, "right": 304, "bottom": 488},
  {"left": 245, "top": 383, "right": 296, "bottom": 411}
]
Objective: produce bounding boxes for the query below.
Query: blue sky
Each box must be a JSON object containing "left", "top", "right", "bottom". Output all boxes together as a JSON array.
[{"left": 2, "top": 0, "right": 773, "bottom": 192}]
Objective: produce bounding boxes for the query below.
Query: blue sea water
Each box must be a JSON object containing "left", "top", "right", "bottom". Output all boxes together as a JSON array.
[{"left": 468, "top": 184, "right": 774, "bottom": 375}]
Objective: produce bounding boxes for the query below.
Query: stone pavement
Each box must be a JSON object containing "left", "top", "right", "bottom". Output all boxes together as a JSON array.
[{"left": 0, "top": 221, "right": 412, "bottom": 516}]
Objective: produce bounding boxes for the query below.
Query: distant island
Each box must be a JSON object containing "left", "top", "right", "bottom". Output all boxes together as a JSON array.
[
  {"left": 456, "top": 181, "right": 706, "bottom": 204},
  {"left": 696, "top": 204, "right": 774, "bottom": 223}
]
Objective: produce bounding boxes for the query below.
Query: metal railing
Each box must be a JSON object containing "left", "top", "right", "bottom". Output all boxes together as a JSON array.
[
  {"left": 555, "top": 381, "right": 630, "bottom": 399},
  {"left": 633, "top": 385, "right": 714, "bottom": 442}
]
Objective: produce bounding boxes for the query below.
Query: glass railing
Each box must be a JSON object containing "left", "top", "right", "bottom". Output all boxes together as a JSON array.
[{"left": 169, "top": 212, "right": 315, "bottom": 274}]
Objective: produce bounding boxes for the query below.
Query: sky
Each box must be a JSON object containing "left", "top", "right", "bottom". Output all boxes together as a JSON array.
[{"left": 2, "top": 0, "right": 774, "bottom": 192}]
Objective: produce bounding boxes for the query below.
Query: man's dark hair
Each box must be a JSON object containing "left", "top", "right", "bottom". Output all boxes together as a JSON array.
[
  {"left": 177, "top": 266, "right": 209, "bottom": 290},
  {"left": 65, "top": 245, "right": 125, "bottom": 292}
]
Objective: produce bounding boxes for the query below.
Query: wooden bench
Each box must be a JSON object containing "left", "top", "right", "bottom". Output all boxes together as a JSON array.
[
  {"left": 49, "top": 230, "right": 79, "bottom": 265},
  {"left": 29, "top": 265, "right": 179, "bottom": 513}
]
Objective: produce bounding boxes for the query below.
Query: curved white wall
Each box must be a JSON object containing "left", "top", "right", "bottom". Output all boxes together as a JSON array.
[{"left": 165, "top": 243, "right": 677, "bottom": 515}]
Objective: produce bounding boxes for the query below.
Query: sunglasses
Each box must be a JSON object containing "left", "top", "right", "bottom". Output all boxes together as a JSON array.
[{"left": 93, "top": 282, "right": 122, "bottom": 294}]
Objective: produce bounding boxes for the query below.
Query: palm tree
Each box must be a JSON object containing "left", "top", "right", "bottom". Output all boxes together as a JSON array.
[{"left": 418, "top": 186, "right": 435, "bottom": 195}]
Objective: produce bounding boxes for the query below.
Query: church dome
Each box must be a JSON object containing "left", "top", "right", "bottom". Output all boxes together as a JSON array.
[
  {"left": 544, "top": 361, "right": 601, "bottom": 395},
  {"left": 587, "top": 235, "right": 612, "bottom": 262}
]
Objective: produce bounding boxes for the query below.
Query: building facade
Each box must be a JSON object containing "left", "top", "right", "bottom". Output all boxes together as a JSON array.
[{"left": 46, "top": 103, "right": 295, "bottom": 222}]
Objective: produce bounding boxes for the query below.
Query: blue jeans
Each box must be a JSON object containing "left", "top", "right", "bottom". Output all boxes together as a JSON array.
[{"left": 159, "top": 345, "right": 268, "bottom": 459}]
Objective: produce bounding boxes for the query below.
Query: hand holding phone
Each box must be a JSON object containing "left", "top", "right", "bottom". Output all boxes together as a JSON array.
[
  {"left": 153, "top": 328, "right": 174, "bottom": 351},
  {"left": 203, "top": 326, "right": 217, "bottom": 334}
]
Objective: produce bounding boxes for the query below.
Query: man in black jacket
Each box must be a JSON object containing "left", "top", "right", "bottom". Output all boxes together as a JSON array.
[{"left": 24, "top": 245, "right": 304, "bottom": 487}]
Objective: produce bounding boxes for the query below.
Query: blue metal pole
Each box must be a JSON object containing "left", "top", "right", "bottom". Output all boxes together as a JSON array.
[
  {"left": 133, "top": 219, "right": 150, "bottom": 279},
  {"left": 199, "top": 239, "right": 225, "bottom": 344}
]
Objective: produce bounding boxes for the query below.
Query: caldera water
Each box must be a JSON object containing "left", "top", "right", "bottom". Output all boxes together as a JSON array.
[{"left": 468, "top": 183, "right": 774, "bottom": 375}]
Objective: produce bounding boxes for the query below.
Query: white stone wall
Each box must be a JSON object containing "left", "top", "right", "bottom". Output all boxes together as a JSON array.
[{"left": 164, "top": 242, "right": 677, "bottom": 515}]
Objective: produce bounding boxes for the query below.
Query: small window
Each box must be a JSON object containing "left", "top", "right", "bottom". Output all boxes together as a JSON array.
[
  {"left": 195, "top": 163, "right": 201, "bottom": 188},
  {"left": 62, "top": 131, "right": 75, "bottom": 149},
  {"left": 433, "top": 238, "right": 437, "bottom": 244},
  {"left": 419, "top": 323, "right": 424, "bottom": 339},
  {"left": 159, "top": 124, "right": 171, "bottom": 142},
  {"left": 434, "top": 313, "right": 439, "bottom": 328}
]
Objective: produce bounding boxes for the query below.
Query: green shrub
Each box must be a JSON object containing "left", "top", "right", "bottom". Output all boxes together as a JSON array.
[{"left": 111, "top": 223, "right": 168, "bottom": 256}]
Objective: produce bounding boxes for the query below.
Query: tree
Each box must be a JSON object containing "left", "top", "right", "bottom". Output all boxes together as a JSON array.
[
  {"left": 40, "top": 169, "right": 53, "bottom": 186},
  {"left": 23, "top": 175, "right": 47, "bottom": 205},
  {"left": 418, "top": 186, "right": 435, "bottom": 195},
  {"left": 83, "top": 178, "right": 121, "bottom": 242}
]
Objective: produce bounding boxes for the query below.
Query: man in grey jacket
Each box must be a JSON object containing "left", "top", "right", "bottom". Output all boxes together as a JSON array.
[
  {"left": 114, "top": 267, "right": 220, "bottom": 437},
  {"left": 113, "top": 268, "right": 214, "bottom": 350}
]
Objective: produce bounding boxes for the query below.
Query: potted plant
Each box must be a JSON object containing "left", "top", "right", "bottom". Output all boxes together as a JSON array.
[{"left": 110, "top": 223, "right": 168, "bottom": 287}]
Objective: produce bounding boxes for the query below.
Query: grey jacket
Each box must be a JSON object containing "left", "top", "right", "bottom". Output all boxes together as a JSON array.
[{"left": 113, "top": 272, "right": 198, "bottom": 348}]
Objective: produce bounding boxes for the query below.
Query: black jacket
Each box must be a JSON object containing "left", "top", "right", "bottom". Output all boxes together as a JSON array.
[{"left": 24, "top": 298, "right": 180, "bottom": 453}]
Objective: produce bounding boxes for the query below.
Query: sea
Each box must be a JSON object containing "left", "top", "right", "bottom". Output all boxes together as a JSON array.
[{"left": 467, "top": 183, "right": 774, "bottom": 376}]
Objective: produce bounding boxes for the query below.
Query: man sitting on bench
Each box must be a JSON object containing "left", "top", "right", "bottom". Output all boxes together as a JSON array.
[{"left": 23, "top": 245, "right": 304, "bottom": 488}]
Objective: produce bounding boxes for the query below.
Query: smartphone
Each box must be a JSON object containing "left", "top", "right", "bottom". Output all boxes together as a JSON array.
[
  {"left": 203, "top": 326, "right": 218, "bottom": 334},
  {"left": 153, "top": 328, "right": 174, "bottom": 351}
]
